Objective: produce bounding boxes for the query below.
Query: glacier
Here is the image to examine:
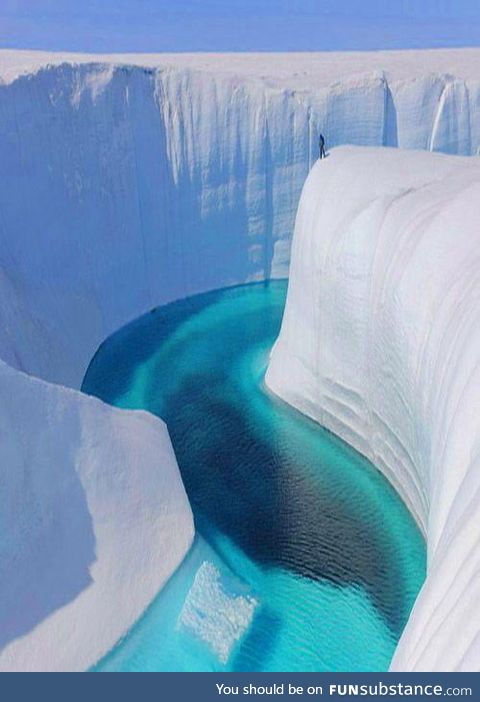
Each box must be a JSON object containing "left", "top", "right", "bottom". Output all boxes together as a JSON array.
[
  {"left": 1, "top": 48, "right": 480, "bottom": 671},
  {"left": 266, "top": 146, "right": 480, "bottom": 671}
]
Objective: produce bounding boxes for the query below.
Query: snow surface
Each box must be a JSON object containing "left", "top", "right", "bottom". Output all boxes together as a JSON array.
[
  {"left": 266, "top": 146, "right": 480, "bottom": 671},
  {"left": 2, "top": 50, "right": 480, "bottom": 671},
  {"left": 0, "top": 358, "right": 194, "bottom": 672}
]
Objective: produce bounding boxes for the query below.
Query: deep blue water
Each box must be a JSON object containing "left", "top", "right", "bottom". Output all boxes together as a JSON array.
[{"left": 82, "top": 281, "right": 425, "bottom": 672}]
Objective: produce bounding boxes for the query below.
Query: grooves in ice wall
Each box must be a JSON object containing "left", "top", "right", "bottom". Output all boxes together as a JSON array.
[
  {"left": 266, "top": 146, "right": 480, "bottom": 671},
  {"left": 2, "top": 54, "right": 480, "bottom": 388}
]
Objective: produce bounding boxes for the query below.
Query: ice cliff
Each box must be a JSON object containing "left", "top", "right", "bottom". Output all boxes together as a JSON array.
[
  {"left": 2, "top": 50, "right": 480, "bottom": 388},
  {"left": 2, "top": 49, "right": 480, "bottom": 671},
  {"left": 266, "top": 146, "right": 480, "bottom": 671}
]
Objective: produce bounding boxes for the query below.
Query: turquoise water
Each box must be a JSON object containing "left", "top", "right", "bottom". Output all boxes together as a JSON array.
[{"left": 82, "top": 281, "right": 426, "bottom": 672}]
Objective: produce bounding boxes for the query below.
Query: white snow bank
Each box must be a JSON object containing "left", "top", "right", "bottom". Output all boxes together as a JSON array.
[
  {"left": 2, "top": 50, "right": 480, "bottom": 388},
  {"left": 0, "top": 359, "right": 194, "bottom": 672},
  {"left": 266, "top": 146, "right": 480, "bottom": 671}
]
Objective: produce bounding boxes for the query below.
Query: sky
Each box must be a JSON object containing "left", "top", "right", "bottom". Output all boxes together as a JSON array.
[{"left": 2, "top": 1, "right": 480, "bottom": 53}]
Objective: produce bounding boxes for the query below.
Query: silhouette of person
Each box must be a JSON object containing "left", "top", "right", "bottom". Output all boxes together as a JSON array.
[{"left": 319, "top": 133, "right": 326, "bottom": 159}]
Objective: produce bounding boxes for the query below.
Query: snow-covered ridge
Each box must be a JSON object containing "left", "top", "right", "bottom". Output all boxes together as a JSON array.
[{"left": 266, "top": 146, "right": 480, "bottom": 671}]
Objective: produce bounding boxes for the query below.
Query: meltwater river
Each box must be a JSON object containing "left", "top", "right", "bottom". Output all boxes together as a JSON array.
[{"left": 82, "top": 281, "right": 425, "bottom": 672}]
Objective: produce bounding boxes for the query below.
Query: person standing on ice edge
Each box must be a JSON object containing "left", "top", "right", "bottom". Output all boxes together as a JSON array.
[{"left": 319, "top": 133, "right": 326, "bottom": 159}]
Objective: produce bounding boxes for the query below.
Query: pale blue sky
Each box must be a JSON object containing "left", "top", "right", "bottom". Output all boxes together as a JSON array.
[{"left": 1, "top": 1, "right": 480, "bottom": 52}]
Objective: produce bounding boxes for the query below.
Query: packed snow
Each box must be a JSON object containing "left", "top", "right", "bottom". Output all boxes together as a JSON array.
[
  {"left": 0, "top": 359, "right": 194, "bottom": 671},
  {"left": 2, "top": 50, "right": 480, "bottom": 671},
  {"left": 266, "top": 146, "right": 480, "bottom": 671}
]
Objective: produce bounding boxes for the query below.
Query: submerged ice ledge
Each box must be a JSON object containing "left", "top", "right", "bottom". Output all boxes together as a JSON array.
[{"left": 266, "top": 146, "right": 480, "bottom": 671}]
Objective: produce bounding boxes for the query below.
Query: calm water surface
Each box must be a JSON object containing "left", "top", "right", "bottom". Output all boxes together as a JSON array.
[{"left": 82, "top": 281, "right": 425, "bottom": 672}]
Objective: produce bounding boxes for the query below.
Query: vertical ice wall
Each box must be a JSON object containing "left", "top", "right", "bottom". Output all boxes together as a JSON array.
[
  {"left": 266, "top": 146, "right": 480, "bottom": 671},
  {"left": 1, "top": 60, "right": 480, "bottom": 387}
]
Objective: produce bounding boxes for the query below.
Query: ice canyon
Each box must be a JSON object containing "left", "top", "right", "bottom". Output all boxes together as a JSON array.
[{"left": 1, "top": 48, "right": 480, "bottom": 670}]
